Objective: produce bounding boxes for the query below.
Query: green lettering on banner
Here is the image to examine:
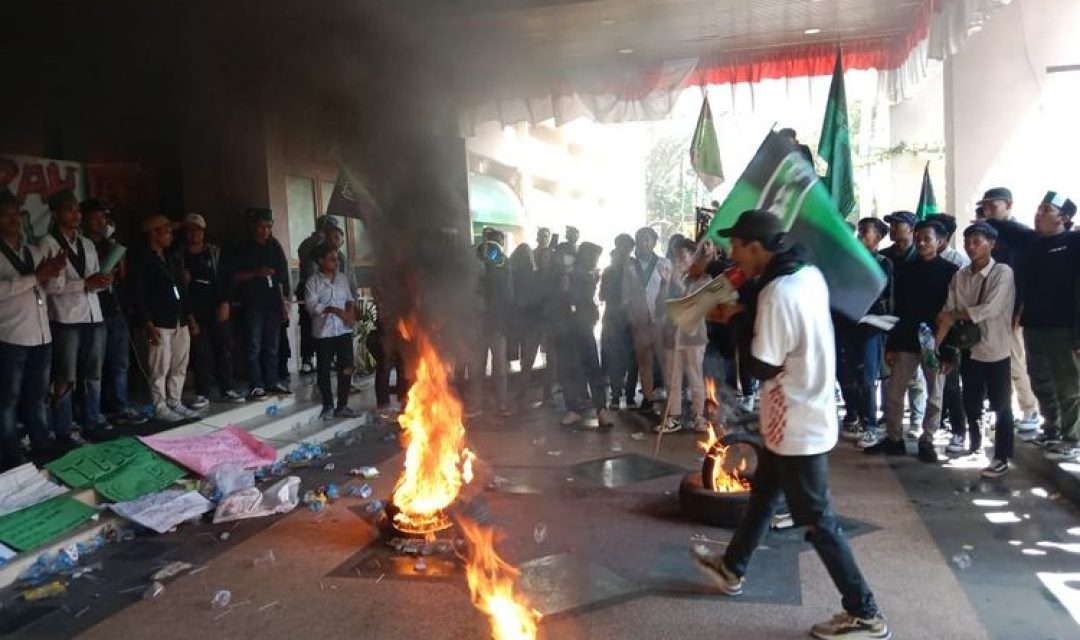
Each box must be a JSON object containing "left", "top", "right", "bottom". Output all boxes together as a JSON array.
[
  {"left": 45, "top": 438, "right": 187, "bottom": 503},
  {"left": 0, "top": 496, "right": 97, "bottom": 551}
]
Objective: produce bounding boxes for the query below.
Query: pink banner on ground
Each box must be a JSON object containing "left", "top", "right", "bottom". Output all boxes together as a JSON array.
[{"left": 139, "top": 426, "right": 276, "bottom": 477}]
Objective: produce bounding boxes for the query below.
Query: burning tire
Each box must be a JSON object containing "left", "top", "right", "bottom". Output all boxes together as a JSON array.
[{"left": 680, "top": 431, "right": 762, "bottom": 528}]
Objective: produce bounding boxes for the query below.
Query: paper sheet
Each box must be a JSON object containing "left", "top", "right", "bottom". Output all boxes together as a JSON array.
[
  {"left": 110, "top": 490, "right": 214, "bottom": 534},
  {"left": 0, "top": 496, "right": 98, "bottom": 551},
  {"left": 0, "top": 542, "right": 15, "bottom": 565},
  {"left": 140, "top": 426, "right": 277, "bottom": 477},
  {"left": 0, "top": 463, "right": 68, "bottom": 518},
  {"left": 98, "top": 243, "right": 126, "bottom": 274}
]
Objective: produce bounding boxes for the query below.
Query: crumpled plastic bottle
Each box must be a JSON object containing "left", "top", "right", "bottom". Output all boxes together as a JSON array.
[{"left": 211, "top": 589, "right": 232, "bottom": 609}]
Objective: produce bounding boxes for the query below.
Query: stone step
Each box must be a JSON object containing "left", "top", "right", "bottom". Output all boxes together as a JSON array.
[{"left": 0, "top": 391, "right": 371, "bottom": 591}]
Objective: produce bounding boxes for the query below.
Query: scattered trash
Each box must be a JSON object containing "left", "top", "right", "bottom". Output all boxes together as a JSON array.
[
  {"left": 1031, "top": 487, "right": 1049, "bottom": 498},
  {"left": 414, "top": 558, "right": 427, "bottom": 572},
  {"left": 325, "top": 483, "right": 340, "bottom": 501},
  {"left": 487, "top": 475, "right": 510, "bottom": 491},
  {"left": 286, "top": 443, "right": 325, "bottom": 464},
  {"left": 546, "top": 450, "right": 563, "bottom": 457},
  {"left": 74, "top": 606, "right": 91, "bottom": 618},
  {"left": 349, "top": 466, "right": 380, "bottom": 479},
  {"left": 533, "top": 523, "right": 547, "bottom": 544},
  {"left": 610, "top": 443, "right": 623, "bottom": 453},
  {"left": 375, "top": 573, "right": 386, "bottom": 584},
  {"left": 951, "top": 552, "right": 972, "bottom": 570},
  {"left": 961, "top": 544, "right": 974, "bottom": 552},
  {"left": 142, "top": 581, "right": 165, "bottom": 600},
  {"left": 253, "top": 550, "right": 276, "bottom": 568},
  {"left": 208, "top": 462, "right": 256, "bottom": 497},
  {"left": 151, "top": 562, "right": 194, "bottom": 581},
  {"left": 323, "top": 462, "right": 336, "bottom": 471},
  {"left": 219, "top": 532, "right": 231, "bottom": 542},
  {"left": 630, "top": 432, "right": 646, "bottom": 441},
  {"left": 690, "top": 533, "right": 727, "bottom": 545},
  {"left": 357, "top": 484, "right": 373, "bottom": 499},
  {"left": 531, "top": 436, "right": 546, "bottom": 446},
  {"left": 213, "top": 476, "right": 301, "bottom": 524},
  {"left": 265, "top": 403, "right": 279, "bottom": 417},
  {"left": 22, "top": 580, "right": 67, "bottom": 601},
  {"left": 269, "top": 461, "right": 287, "bottom": 477},
  {"left": 18, "top": 535, "right": 106, "bottom": 585},
  {"left": 381, "top": 433, "right": 397, "bottom": 443},
  {"left": 364, "top": 500, "right": 385, "bottom": 514},
  {"left": 211, "top": 589, "right": 232, "bottom": 609}
]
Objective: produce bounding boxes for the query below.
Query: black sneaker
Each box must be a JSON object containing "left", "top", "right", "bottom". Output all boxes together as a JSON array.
[
  {"left": 1034, "top": 431, "right": 1062, "bottom": 447},
  {"left": 249, "top": 387, "right": 267, "bottom": 400},
  {"left": 637, "top": 399, "right": 654, "bottom": 414},
  {"left": 980, "top": 458, "right": 1010, "bottom": 478},
  {"left": 863, "top": 438, "right": 905, "bottom": 456},
  {"left": 689, "top": 544, "right": 743, "bottom": 595},
  {"left": 319, "top": 406, "right": 334, "bottom": 421},
  {"left": 917, "top": 438, "right": 941, "bottom": 463},
  {"left": 810, "top": 611, "right": 890, "bottom": 639},
  {"left": 269, "top": 382, "right": 292, "bottom": 395}
]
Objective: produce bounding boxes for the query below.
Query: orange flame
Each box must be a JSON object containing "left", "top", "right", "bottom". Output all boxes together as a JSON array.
[
  {"left": 392, "top": 319, "right": 474, "bottom": 533},
  {"left": 705, "top": 379, "right": 718, "bottom": 405},
  {"left": 696, "top": 424, "right": 751, "bottom": 493},
  {"left": 458, "top": 518, "right": 541, "bottom": 640}
]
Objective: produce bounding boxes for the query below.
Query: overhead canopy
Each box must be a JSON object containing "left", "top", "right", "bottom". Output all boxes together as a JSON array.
[{"left": 468, "top": 174, "right": 527, "bottom": 227}]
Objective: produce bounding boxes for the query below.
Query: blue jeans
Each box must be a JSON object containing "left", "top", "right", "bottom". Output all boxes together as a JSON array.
[
  {"left": 52, "top": 322, "right": 106, "bottom": 436},
  {"left": 101, "top": 314, "right": 131, "bottom": 415},
  {"left": 838, "top": 330, "right": 884, "bottom": 428},
  {"left": 723, "top": 449, "right": 879, "bottom": 618},
  {"left": 0, "top": 341, "right": 51, "bottom": 464},
  {"left": 244, "top": 309, "right": 281, "bottom": 389}
]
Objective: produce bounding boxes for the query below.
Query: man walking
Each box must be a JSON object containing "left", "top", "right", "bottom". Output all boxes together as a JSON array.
[
  {"left": 39, "top": 190, "right": 114, "bottom": 442},
  {"left": 936, "top": 223, "right": 1016, "bottom": 476},
  {"left": 977, "top": 187, "right": 1041, "bottom": 431},
  {"left": 180, "top": 214, "right": 245, "bottom": 405},
  {"left": 865, "top": 220, "right": 958, "bottom": 462},
  {"left": 985, "top": 192, "right": 1080, "bottom": 461},
  {"left": 692, "top": 210, "right": 889, "bottom": 640},
  {"left": 129, "top": 215, "right": 198, "bottom": 423},
  {"left": 0, "top": 190, "right": 65, "bottom": 467}
]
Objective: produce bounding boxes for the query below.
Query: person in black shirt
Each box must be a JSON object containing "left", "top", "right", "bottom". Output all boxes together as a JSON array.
[
  {"left": 866, "top": 220, "right": 957, "bottom": 463},
  {"left": 180, "top": 214, "right": 244, "bottom": 406},
  {"left": 985, "top": 192, "right": 1080, "bottom": 461},
  {"left": 226, "top": 208, "right": 291, "bottom": 399},
  {"left": 129, "top": 215, "right": 198, "bottom": 423},
  {"left": 508, "top": 243, "right": 544, "bottom": 409},
  {"left": 468, "top": 228, "right": 512, "bottom": 417},
  {"left": 83, "top": 200, "right": 147, "bottom": 426},
  {"left": 977, "top": 187, "right": 1041, "bottom": 429},
  {"left": 600, "top": 234, "right": 638, "bottom": 409}
]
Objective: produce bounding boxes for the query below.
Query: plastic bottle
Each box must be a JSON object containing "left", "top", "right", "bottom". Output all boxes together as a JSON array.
[
  {"left": 357, "top": 484, "right": 373, "bottom": 499},
  {"left": 211, "top": 589, "right": 232, "bottom": 609},
  {"left": 265, "top": 402, "right": 279, "bottom": 417},
  {"left": 918, "top": 322, "right": 939, "bottom": 369},
  {"left": 325, "top": 483, "right": 340, "bottom": 501}
]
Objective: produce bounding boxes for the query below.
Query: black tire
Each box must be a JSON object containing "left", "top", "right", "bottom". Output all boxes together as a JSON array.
[
  {"left": 702, "top": 430, "right": 763, "bottom": 491},
  {"left": 679, "top": 472, "right": 750, "bottom": 528}
]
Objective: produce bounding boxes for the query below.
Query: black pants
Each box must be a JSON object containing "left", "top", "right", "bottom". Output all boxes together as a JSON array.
[
  {"left": 837, "top": 331, "right": 884, "bottom": 428},
  {"left": 961, "top": 357, "right": 1014, "bottom": 459},
  {"left": 943, "top": 364, "right": 966, "bottom": 438},
  {"left": 554, "top": 327, "right": 606, "bottom": 413},
  {"left": 190, "top": 315, "right": 236, "bottom": 397},
  {"left": 367, "top": 331, "right": 408, "bottom": 408},
  {"left": 601, "top": 321, "right": 637, "bottom": 403},
  {"left": 315, "top": 334, "right": 354, "bottom": 410},
  {"left": 723, "top": 449, "right": 879, "bottom": 618}
]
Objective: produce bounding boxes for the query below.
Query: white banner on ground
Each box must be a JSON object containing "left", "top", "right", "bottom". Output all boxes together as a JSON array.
[
  {"left": 109, "top": 490, "right": 214, "bottom": 535},
  {"left": 0, "top": 463, "right": 68, "bottom": 518}
]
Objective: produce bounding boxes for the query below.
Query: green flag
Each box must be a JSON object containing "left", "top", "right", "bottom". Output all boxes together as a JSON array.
[
  {"left": 690, "top": 95, "right": 724, "bottom": 192},
  {"left": 915, "top": 161, "right": 938, "bottom": 219},
  {"left": 706, "top": 130, "right": 885, "bottom": 320},
  {"left": 818, "top": 50, "right": 855, "bottom": 218}
]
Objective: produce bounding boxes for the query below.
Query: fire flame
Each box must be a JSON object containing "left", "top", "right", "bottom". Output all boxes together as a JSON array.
[
  {"left": 705, "top": 379, "right": 718, "bottom": 405},
  {"left": 392, "top": 319, "right": 474, "bottom": 533},
  {"left": 458, "top": 518, "right": 541, "bottom": 640},
  {"left": 696, "top": 424, "right": 751, "bottom": 493}
]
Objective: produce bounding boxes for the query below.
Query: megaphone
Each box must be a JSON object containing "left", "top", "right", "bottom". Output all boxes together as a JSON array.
[{"left": 665, "top": 267, "right": 747, "bottom": 334}]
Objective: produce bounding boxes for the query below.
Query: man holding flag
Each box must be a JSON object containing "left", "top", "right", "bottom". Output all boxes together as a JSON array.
[{"left": 692, "top": 208, "right": 889, "bottom": 640}]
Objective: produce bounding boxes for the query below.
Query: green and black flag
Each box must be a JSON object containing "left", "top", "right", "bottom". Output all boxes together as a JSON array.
[
  {"left": 915, "top": 161, "right": 938, "bottom": 219},
  {"left": 706, "top": 130, "right": 886, "bottom": 321},
  {"left": 818, "top": 49, "right": 855, "bottom": 219}
]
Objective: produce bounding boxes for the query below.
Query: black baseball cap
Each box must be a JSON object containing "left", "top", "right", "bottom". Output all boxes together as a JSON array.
[
  {"left": 857, "top": 217, "right": 889, "bottom": 237},
  {"left": 977, "top": 187, "right": 1012, "bottom": 205},
  {"left": 716, "top": 209, "right": 786, "bottom": 248},
  {"left": 80, "top": 198, "right": 110, "bottom": 216},
  {"left": 963, "top": 222, "right": 998, "bottom": 240},
  {"left": 884, "top": 211, "right": 916, "bottom": 227}
]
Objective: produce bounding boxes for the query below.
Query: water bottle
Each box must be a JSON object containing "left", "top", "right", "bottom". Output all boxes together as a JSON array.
[
  {"left": 918, "top": 322, "right": 939, "bottom": 369},
  {"left": 265, "top": 402, "right": 279, "bottom": 417}
]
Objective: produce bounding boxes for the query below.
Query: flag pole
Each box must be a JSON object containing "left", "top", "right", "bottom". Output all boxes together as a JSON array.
[{"left": 653, "top": 329, "right": 682, "bottom": 456}]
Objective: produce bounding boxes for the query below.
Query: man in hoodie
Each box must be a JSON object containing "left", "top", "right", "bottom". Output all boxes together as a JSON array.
[
  {"left": 865, "top": 219, "right": 958, "bottom": 463},
  {"left": 984, "top": 192, "right": 1080, "bottom": 462},
  {"left": 692, "top": 209, "right": 888, "bottom": 640}
]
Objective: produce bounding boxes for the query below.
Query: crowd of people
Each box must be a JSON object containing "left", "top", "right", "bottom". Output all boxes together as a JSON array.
[
  {"left": 469, "top": 187, "right": 1080, "bottom": 479},
  {"left": 0, "top": 190, "right": 361, "bottom": 471}
]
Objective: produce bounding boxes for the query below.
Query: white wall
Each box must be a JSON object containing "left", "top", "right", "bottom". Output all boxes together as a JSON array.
[
  {"left": 889, "top": 70, "right": 945, "bottom": 214},
  {"left": 945, "top": 0, "right": 1080, "bottom": 225}
]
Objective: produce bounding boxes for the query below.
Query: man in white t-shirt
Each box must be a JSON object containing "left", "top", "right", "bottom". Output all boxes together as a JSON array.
[{"left": 691, "top": 210, "right": 888, "bottom": 640}]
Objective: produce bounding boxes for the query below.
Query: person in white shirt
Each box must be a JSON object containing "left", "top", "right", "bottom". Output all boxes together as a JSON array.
[
  {"left": 622, "top": 227, "right": 671, "bottom": 413},
  {"left": 304, "top": 243, "right": 357, "bottom": 420},
  {"left": 936, "top": 222, "right": 1017, "bottom": 478},
  {"left": 37, "top": 190, "right": 114, "bottom": 442},
  {"left": 691, "top": 210, "right": 888, "bottom": 640},
  {"left": 0, "top": 190, "right": 66, "bottom": 468}
]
